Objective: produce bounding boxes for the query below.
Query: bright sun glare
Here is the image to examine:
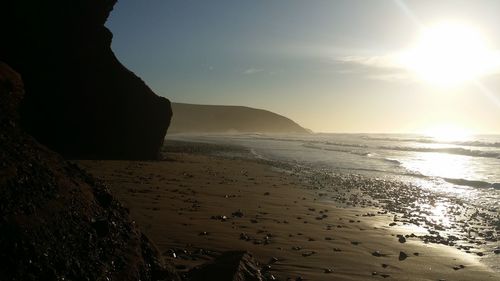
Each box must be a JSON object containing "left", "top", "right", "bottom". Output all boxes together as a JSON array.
[
  {"left": 423, "top": 124, "right": 472, "bottom": 141},
  {"left": 400, "top": 22, "right": 500, "bottom": 86}
]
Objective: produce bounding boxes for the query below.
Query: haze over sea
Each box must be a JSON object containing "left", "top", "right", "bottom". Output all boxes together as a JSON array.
[{"left": 169, "top": 133, "right": 500, "bottom": 270}]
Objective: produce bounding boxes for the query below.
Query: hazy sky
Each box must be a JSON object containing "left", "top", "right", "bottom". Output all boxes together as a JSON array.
[{"left": 107, "top": 0, "right": 500, "bottom": 133}]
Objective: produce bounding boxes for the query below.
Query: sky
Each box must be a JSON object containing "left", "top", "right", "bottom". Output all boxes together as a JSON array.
[{"left": 107, "top": 0, "right": 500, "bottom": 134}]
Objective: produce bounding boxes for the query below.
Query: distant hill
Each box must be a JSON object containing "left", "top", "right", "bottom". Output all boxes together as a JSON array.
[{"left": 169, "top": 103, "right": 310, "bottom": 134}]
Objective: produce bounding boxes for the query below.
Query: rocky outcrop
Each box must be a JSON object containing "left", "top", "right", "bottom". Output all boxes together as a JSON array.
[
  {"left": 170, "top": 103, "right": 310, "bottom": 134},
  {"left": 188, "top": 251, "right": 264, "bottom": 281},
  {"left": 0, "top": 0, "right": 172, "bottom": 160},
  {"left": 0, "top": 62, "right": 178, "bottom": 280}
]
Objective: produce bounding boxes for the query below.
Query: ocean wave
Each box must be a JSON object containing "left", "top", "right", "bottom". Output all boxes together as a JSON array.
[
  {"left": 381, "top": 158, "right": 402, "bottom": 165},
  {"left": 362, "top": 136, "right": 500, "bottom": 148},
  {"left": 318, "top": 141, "right": 500, "bottom": 159},
  {"left": 325, "top": 141, "right": 368, "bottom": 148},
  {"left": 303, "top": 144, "right": 404, "bottom": 166},
  {"left": 383, "top": 146, "right": 500, "bottom": 159},
  {"left": 444, "top": 178, "right": 500, "bottom": 189}
]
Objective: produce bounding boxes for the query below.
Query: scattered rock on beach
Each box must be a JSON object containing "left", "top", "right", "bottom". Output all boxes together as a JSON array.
[
  {"left": 372, "top": 251, "right": 386, "bottom": 257},
  {"left": 188, "top": 251, "right": 264, "bottom": 281},
  {"left": 301, "top": 251, "right": 316, "bottom": 257},
  {"left": 240, "top": 233, "right": 251, "bottom": 241},
  {"left": 232, "top": 210, "right": 244, "bottom": 218},
  {"left": 398, "top": 235, "right": 406, "bottom": 243},
  {"left": 399, "top": 251, "right": 408, "bottom": 261},
  {"left": 324, "top": 268, "right": 334, "bottom": 273}
]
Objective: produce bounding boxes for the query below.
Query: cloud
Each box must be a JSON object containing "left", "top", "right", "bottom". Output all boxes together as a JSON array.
[
  {"left": 243, "top": 68, "right": 264, "bottom": 75},
  {"left": 367, "top": 73, "right": 414, "bottom": 82},
  {"left": 336, "top": 49, "right": 500, "bottom": 83},
  {"left": 337, "top": 54, "right": 403, "bottom": 69},
  {"left": 335, "top": 54, "right": 413, "bottom": 82}
]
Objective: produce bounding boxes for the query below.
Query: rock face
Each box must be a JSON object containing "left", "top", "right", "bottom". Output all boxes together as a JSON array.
[
  {"left": 188, "top": 251, "right": 264, "bottom": 281},
  {"left": 0, "top": 62, "right": 178, "bottom": 280},
  {"left": 170, "top": 103, "right": 310, "bottom": 134},
  {"left": 0, "top": 0, "right": 172, "bottom": 160}
]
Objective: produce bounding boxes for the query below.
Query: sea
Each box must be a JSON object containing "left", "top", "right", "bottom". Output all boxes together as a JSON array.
[{"left": 167, "top": 133, "right": 500, "bottom": 269}]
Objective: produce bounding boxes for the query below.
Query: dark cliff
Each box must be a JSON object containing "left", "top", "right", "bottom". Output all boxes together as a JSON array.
[
  {"left": 170, "top": 103, "right": 310, "bottom": 134},
  {"left": 0, "top": 0, "right": 172, "bottom": 160},
  {"left": 0, "top": 62, "right": 179, "bottom": 280}
]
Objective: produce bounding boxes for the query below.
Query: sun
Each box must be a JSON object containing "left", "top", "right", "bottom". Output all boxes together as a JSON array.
[{"left": 400, "top": 22, "right": 498, "bottom": 86}]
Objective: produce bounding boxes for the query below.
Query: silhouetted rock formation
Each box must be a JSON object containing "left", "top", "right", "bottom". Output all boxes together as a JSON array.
[
  {"left": 188, "top": 251, "right": 264, "bottom": 281},
  {"left": 170, "top": 103, "right": 310, "bottom": 134},
  {"left": 0, "top": 62, "right": 179, "bottom": 280},
  {"left": 0, "top": 0, "right": 172, "bottom": 160}
]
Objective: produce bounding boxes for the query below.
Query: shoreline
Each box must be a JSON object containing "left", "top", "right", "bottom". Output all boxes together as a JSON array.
[{"left": 78, "top": 141, "right": 499, "bottom": 280}]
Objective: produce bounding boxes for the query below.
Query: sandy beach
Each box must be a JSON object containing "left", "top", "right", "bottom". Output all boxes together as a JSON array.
[{"left": 78, "top": 141, "right": 499, "bottom": 281}]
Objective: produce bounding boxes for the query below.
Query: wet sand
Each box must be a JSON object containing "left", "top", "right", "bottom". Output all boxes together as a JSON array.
[{"left": 79, "top": 143, "right": 499, "bottom": 281}]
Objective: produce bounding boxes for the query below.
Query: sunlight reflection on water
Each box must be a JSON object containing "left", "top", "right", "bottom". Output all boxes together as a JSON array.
[{"left": 402, "top": 152, "right": 472, "bottom": 180}]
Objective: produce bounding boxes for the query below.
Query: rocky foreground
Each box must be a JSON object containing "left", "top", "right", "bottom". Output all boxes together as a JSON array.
[{"left": 0, "top": 63, "right": 180, "bottom": 280}]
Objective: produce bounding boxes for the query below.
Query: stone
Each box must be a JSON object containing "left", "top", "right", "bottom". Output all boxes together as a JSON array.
[
  {"left": 398, "top": 235, "right": 406, "bottom": 243},
  {"left": 188, "top": 251, "right": 264, "bottom": 281}
]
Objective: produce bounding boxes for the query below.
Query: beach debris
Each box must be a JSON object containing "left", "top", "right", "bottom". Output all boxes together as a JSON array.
[
  {"left": 372, "top": 251, "right": 387, "bottom": 257},
  {"left": 372, "top": 271, "right": 378, "bottom": 276},
  {"left": 324, "top": 268, "right": 334, "bottom": 273},
  {"left": 240, "top": 232, "right": 251, "bottom": 241},
  {"left": 164, "top": 249, "right": 177, "bottom": 258},
  {"left": 494, "top": 248, "right": 500, "bottom": 254},
  {"left": 397, "top": 235, "right": 406, "bottom": 243},
  {"left": 292, "top": 246, "right": 302, "bottom": 251},
  {"left": 333, "top": 248, "right": 342, "bottom": 252},
  {"left": 211, "top": 215, "right": 228, "bottom": 221},
  {"left": 453, "top": 265, "right": 465, "bottom": 270},
  {"left": 264, "top": 235, "right": 272, "bottom": 245},
  {"left": 398, "top": 251, "right": 408, "bottom": 261},
  {"left": 231, "top": 210, "right": 244, "bottom": 218},
  {"left": 389, "top": 222, "right": 397, "bottom": 226},
  {"left": 199, "top": 231, "right": 209, "bottom": 236},
  {"left": 301, "top": 251, "right": 316, "bottom": 257}
]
